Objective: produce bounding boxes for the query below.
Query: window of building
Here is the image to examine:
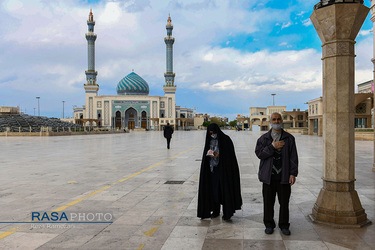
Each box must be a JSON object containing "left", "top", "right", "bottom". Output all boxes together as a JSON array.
[
  {"left": 356, "top": 103, "right": 367, "bottom": 114},
  {"left": 315, "top": 104, "right": 318, "bottom": 114}
]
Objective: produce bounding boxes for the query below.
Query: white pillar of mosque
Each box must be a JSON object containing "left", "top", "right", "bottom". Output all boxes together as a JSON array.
[
  {"left": 371, "top": 0, "right": 375, "bottom": 172},
  {"left": 309, "top": 0, "right": 371, "bottom": 227}
]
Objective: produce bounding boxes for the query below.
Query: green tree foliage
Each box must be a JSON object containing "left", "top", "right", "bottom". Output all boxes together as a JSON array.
[
  {"left": 210, "top": 117, "right": 227, "bottom": 127},
  {"left": 203, "top": 121, "right": 211, "bottom": 127},
  {"left": 229, "top": 120, "right": 237, "bottom": 128}
]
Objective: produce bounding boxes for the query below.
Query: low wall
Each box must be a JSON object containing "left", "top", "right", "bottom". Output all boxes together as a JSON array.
[
  {"left": 284, "top": 129, "right": 307, "bottom": 134},
  {"left": 285, "top": 129, "right": 373, "bottom": 140},
  {"left": 355, "top": 132, "right": 374, "bottom": 141},
  {"left": 0, "top": 130, "right": 125, "bottom": 137}
]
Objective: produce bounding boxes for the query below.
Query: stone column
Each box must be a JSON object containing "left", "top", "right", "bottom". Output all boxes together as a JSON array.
[
  {"left": 309, "top": 1, "right": 371, "bottom": 227},
  {"left": 318, "top": 117, "right": 323, "bottom": 136},
  {"left": 371, "top": 0, "right": 375, "bottom": 172}
]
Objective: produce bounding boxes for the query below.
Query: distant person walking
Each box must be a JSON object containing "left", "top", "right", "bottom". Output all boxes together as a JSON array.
[
  {"left": 163, "top": 123, "right": 174, "bottom": 149},
  {"left": 197, "top": 123, "right": 242, "bottom": 221},
  {"left": 255, "top": 112, "right": 298, "bottom": 236}
]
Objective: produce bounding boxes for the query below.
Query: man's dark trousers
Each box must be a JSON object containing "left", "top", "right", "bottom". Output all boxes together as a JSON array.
[
  {"left": 166, "top": 138, "right": 171, "bottom": 149},
  {"left": 262, "top": 180, "right": 291, "bottom": 229}
]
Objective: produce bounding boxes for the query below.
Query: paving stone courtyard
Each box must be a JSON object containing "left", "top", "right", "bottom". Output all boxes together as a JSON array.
[{"left": 0, "top": 130, "right": 374, "bottom": 249}]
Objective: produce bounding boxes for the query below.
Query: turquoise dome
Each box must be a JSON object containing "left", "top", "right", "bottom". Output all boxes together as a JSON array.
[{"left": 117, "top": 72, "right": 149, "bottom": 95}]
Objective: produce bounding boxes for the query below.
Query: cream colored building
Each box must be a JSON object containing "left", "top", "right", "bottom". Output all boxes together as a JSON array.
[
  {"left": 307, "top": 97, "right": 323, "bottom": 136},
  {"left": 357, "top": 80, "right": 374, "bottom": 128},
  {"left": 358, "top": 80, "right": 373, "bottom": 93},
  {"left": 282, "top": 109, "right": 308, "bottom": 129},
  {"left": 176, "top": 106, "right": 194, "bottom": 130},
  {"left": 0, "top": 106, "right": 19, "bottom": 114},
  {"left": 193, "top": 114, "right": 205, "bottom": 130},
  {"left": 249, "top": 107, "right": 269, "bottom": 131},
  {"left": 249, "top": 106, "right": 287, "bottom": 131},
  {"left": 267, "top": 106, "right": 286, "bottom": 116},
  {"left": 236, "top": 115, "right": 250, "bottom": 130},
  {"left": 308, "top": 89, "right": 373, "bottom": 136}
]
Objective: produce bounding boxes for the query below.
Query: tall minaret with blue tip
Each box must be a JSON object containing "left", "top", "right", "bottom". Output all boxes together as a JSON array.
[
  {"left": 84, "top": 9, "right": 99, "bottom": 119},
  {"left": 164, "top": 14, "right": 176, "bottom": 93},
  {"left": 163, "top": 14, "right": 177, "bottom": 124}
]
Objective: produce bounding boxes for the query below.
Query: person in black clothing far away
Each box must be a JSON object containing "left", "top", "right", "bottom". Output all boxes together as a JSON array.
[
  {"left": 197, "top": 123, "right": 242, "bottom": 221},
  {"left": 255, "top": 112, "right": 298, "bottom": 236},
  {"left": 163, "top": 123, "right": 174, "bottom": 149}
]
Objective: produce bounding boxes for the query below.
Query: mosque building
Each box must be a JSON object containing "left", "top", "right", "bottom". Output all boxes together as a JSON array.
[{"left": 74, "top": 10, "right": 183, "bottom": 130}]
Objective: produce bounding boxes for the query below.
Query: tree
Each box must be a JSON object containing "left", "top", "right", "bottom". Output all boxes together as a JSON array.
[
  {"left": 229, "top": 120, "right": 237, "bottom": 128},
  {"left": 203, "top": 121, "right": 211, "bottom": 127},
  {"left": 210, "top": 117, "right": 227, "bottom": 127}
]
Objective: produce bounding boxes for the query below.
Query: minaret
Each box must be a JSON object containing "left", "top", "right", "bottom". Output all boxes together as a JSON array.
[
  {"left": 164, "top": 14, "right": 176, "bottom": 92},
  {"left": 84, "top": 9, "right": 99, "bottom": 119},
  {"left": 163, "top": 14, "right": 177, "bottom": 124}
]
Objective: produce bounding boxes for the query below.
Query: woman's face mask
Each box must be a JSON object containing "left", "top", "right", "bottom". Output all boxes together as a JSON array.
[{"left": 209, "top": 131, "right": 217, "bottom": 139}]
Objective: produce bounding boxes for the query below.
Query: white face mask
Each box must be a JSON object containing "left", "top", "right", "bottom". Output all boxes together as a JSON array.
[
  {"left": 211, "top": 134, "right": 217, "bottom": 139},
  {"left": 271, "top": 123, "right": 282, "bottom": 131}
]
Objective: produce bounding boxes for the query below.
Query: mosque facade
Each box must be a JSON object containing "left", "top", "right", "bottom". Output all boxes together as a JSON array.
[{"left": 74, "top": 11, "right": 178, "bottom": 130}]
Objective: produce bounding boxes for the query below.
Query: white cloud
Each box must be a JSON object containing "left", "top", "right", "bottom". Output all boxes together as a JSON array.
[
  {"left": 98, "top": 2, "right": 123, "bottom": 24},
  {"left": 2, "top": 0, "right": 23, "bottom": 12},
  {"left": 281, "top": 22, "right": 292, "bottom": 29},
  {"left": 186, "top": 46, "right": 322, "bottom": 93},
  {"left": 358, "top": 29, "right": 372, "bottom": 36},
  {"left": 302, "top": 18, "right": 312, "bottom": 26},
  {"left": 0, "top": 0, "right": 371, "bottom": 117}
]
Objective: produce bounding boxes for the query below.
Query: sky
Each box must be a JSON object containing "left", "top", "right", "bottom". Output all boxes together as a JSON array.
[{"left": 0, "top": 0, "right": 373, "bottom": 120}]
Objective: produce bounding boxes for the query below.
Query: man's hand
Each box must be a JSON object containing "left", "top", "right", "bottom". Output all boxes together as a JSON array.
[
  {"left": 289, "top": 175, "right": 296, "bottom": 186},
  {"left": 272, "top": 138, "right": 285, "bottom": 149}
]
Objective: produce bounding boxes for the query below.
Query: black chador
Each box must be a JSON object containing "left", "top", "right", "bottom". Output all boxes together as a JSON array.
[{"left": 197, "top": 123, "right": 242, "bottom": 220}]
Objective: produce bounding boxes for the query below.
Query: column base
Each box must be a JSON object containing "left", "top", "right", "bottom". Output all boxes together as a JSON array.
[{"left": 310, "top": 180, "right": 371, "bottom": 228}]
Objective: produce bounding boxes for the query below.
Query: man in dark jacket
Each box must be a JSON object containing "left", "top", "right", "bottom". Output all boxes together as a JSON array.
[
  {"left": 255, "top": 112, "right": 298, "bottom": 236},
  {"left": 197, "top": 123, "right": 242, "bottom": 221},
  {"left": 163, "top": 123, "right": 174, "bottom": 149}
]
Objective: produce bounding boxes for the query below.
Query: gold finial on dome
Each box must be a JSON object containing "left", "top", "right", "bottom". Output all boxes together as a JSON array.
[
  {"left": 89, "top": 9, "right": 94, "bottom": 22},
  {"left": 167, "top": 13, "right": 171, "bottom": 23}
]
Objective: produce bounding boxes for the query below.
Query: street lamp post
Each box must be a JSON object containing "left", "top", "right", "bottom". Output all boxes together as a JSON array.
[
  {"left": 62, "top": 101, "right": 65, "bottom": 119},
  {"left": 271, "top": 94, "right": 276, "bottom": 106},
  {"left": 36, "top": 97, "right": 40, "bottom": 116}
]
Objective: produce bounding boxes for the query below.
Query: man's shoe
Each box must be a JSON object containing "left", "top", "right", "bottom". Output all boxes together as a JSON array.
[
  {"left": 222, "top": 215, "right": 231, "bottom": 221},
  {"left": 265, "top": 228, "right": 274, "bottom": 234},
  {"left": 211, "top": 212, "right": 220, "bottom": 218},
  {"left": 281, "top": 228, "right": 291, "bottom": 235}
]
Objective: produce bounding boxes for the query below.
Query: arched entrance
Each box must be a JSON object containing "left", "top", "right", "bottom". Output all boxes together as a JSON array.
[
  {"left": 125, "top": 108, "right": 137, "bottom": 129},
  {"left": 115, "top": 111, "right": 121, "bottom": 129},
  {"left": 141, "top": 111, "right": 147, "bottom": 129}
]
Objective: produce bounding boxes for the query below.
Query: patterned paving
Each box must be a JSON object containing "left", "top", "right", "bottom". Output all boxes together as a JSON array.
[{"left": 0, "top": 131, "right": 374, "bottom": 249}]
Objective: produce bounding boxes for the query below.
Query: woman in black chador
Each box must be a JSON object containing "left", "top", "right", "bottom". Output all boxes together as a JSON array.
[{"left": 197, "top": 123, "right": 242, "bottom": 220}]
